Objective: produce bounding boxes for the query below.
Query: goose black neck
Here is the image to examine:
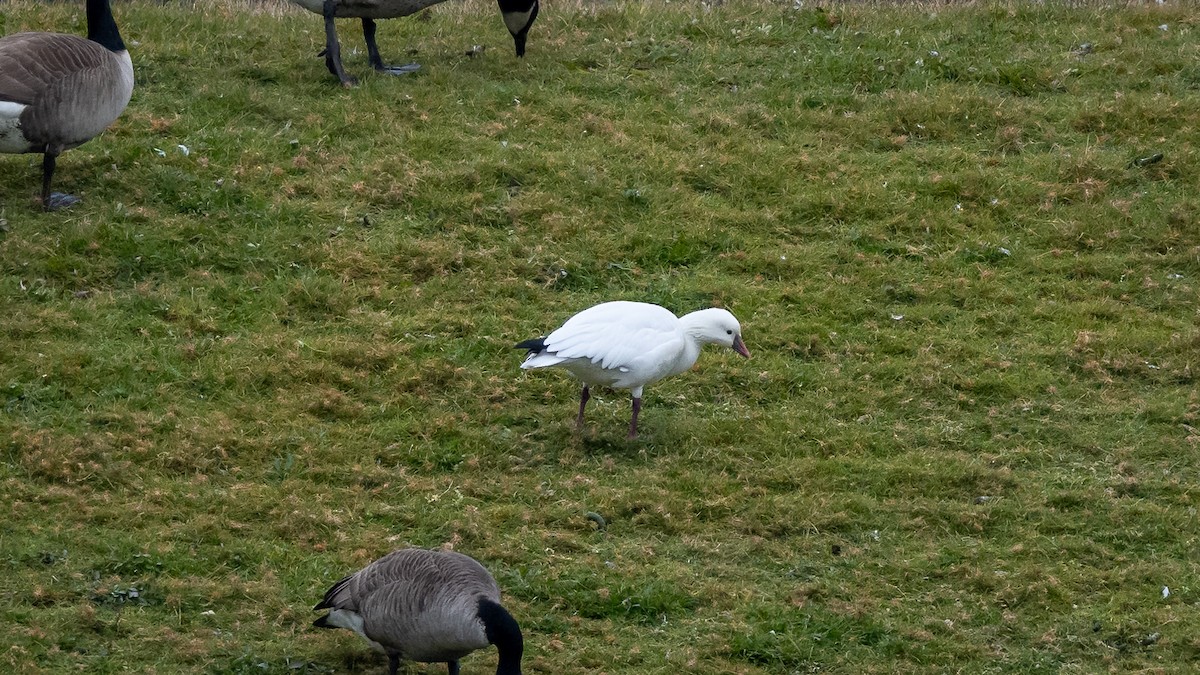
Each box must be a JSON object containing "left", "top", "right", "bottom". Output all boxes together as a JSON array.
[
  {"left": 86, "top": 0, "right": 126, "bottom": 53},
  {"left": 498, "top": 0, "right": 538, "bottom": 13},
  {"left": 478, "top": 597, "right": 523, "bottom": 675}
]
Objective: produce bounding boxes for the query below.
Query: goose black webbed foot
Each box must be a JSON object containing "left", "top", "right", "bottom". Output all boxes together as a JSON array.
[
  {"left": 44, "top": 192, "right": 82, "bottom": 211},
  {"left": 375, "top": 62, "right": 421, "bottom": 76}
]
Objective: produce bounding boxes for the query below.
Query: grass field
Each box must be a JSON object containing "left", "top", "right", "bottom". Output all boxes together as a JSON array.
[{"left": 2, "top": 0, "right": 1199, "bottom": 672}]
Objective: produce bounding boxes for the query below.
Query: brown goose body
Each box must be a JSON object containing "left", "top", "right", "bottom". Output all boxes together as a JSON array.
[
  {"left": 313, "top": 548, "right": 523, "bottom": 675},
  {"left": 0, "top": 0, "right": 134, "bottom": 210}
]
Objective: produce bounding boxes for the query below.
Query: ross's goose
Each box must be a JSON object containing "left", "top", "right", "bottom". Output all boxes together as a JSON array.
[{"left": 515, "top": 301, "right": 749, "bottom": 439}]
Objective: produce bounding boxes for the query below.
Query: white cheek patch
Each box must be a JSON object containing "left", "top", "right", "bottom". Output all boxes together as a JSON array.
[
  {"left": 503, "top": 8, "right": 535, "bottom": 35},
  {"left": 0, "top": 100, "right": 31, "bottom": 153}
]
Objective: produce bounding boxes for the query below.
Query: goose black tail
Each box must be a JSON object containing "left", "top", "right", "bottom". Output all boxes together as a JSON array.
[
  {"left": 514, "top": 337, "right": 546, "bottom": 354},
  {"left": 313, "top": 574, "right": 353, "bottom": 611},
  {"left": 312, "top": 613, "right": 334, "bottom": 629}
]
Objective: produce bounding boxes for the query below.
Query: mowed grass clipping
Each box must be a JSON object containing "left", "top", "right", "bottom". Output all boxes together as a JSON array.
[{"left": 2, "top": 0, "right": 1199, "bottom": 672}]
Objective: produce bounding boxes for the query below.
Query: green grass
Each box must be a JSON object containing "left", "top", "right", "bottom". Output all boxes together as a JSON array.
[{"left": 3, "top": 0, "right": 1200, "bottom": 672}]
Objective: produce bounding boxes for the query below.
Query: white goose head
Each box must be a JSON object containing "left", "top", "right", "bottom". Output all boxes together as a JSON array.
[{"left": 680, "top": 308, "right": 751, "bottom": 357}]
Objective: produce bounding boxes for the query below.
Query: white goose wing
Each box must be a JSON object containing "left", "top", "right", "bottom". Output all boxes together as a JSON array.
[{"left": 540, "top": 301, "right": 682, "bottom": 370}]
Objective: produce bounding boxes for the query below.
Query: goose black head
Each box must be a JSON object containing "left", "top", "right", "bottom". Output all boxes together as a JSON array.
[{"left": 498, "top": 0, "right": 539, "bottom": 57}]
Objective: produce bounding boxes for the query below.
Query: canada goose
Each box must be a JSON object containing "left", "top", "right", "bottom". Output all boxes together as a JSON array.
[
  {"left": 288, "top": 0, "right": 540, "bottom": 87},
  {"left": 0, "top": 0, "right": 134, "bottom": 210},
  {"left": 516, "top": 301, "right": 750, "bottom": 439},
  {"left": 313, "top": 548, "right": 523, "bottom": 675}
]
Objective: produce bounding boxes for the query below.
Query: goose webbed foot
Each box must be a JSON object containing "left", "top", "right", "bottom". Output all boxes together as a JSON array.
[
  {"left": 362, "top": 18, "right": 421, "bottom": 77},
  {"left": 43, "top": 192, "right": 81, "bottom": 211},
  {"left": 375, "top": 62, "right": 421, "bottom": 76},
  {"left": 38, "top": 152, "right": 77, "bottom": 211},
  {"left": 321, "top": 47, "right": 357, "bottom": 87}
]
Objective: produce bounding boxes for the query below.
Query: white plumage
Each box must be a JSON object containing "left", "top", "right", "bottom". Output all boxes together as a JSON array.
[{"left": 516, "top": 301, "right": 750, "bottom": 438}]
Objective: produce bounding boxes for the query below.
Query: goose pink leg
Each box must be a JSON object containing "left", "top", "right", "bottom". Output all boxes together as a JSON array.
[
  {"left": 628, "top": 397, "right": 642, "bottom": 440},
  {"left": 576, "top": 385, "right": 590, "bottom": 431}
]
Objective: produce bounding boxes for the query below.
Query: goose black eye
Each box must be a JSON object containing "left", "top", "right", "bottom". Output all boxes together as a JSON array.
[{"left": 726, "top": 329, "right": 733, "bottom": 335}]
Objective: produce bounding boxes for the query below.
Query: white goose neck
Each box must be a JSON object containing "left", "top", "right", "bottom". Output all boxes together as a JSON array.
[{"left": 679, "top": 309, "right": 724, "bottom": 344}]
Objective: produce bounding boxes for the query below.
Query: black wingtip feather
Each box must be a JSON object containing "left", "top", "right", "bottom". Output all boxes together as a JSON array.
[
  {"left": 312, "top": 574, "right": 353, "bottom": 611},
  {"left": 514, "top": 337, "right": 546, "bottom": 354}
]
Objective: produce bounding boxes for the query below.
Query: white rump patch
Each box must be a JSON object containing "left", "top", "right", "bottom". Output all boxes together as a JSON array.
[{"left": 0, "top": 100, "right": 31, "bottom": 153}]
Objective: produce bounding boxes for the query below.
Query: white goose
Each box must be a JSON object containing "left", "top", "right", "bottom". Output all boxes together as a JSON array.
[
  {"left": 313, "top": 548, "right": 523, "bottom": 675},
  {"left": 0, "top": 0, "right": 134, "bottom": 210},
  {"left": 516, "top": 301, "right": 750, "bottom": 439}
]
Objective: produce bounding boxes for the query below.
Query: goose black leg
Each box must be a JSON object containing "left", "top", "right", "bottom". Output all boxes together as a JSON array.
[
  {"left": 387, "top": 653, "right": 400, "bottom": 675},
  {"left": 447, "top": 660, "right": 461, "bottom": 675},
  {"left": 40, "top": 151, "right": 79, "bottom": 211},
  {"left": 321, "top": 0, "right": 356, "bottom": 87},
  {"left": 361, "top": 18, "right": 421, "bottom": 76},
  {"left": 575, "top": 385, "right": 590, "bottom": 431}
]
